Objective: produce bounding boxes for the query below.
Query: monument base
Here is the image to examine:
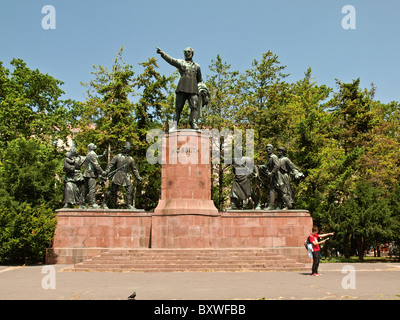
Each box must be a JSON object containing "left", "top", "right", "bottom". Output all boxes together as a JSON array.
[
  {"left": 150, "top": 209, "right": 312, "bottom": 263},
  {"left": 47, "top": 208, "right": 312, "bottom": 264},
  {"left": 154, "top": 199, "right": 218, "bottom": 215},
  {"left": 46, "top": 208, "right": 152, "bottom": 264}
]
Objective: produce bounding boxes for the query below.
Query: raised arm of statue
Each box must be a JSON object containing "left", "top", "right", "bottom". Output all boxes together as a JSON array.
[{"left": 156, "top": 47, "right": 182, "bottom": 69}]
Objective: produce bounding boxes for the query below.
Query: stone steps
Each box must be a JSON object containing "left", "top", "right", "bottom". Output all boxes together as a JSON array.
[{"left": 65, "top": 248, "right": 308, "bottom": 272}]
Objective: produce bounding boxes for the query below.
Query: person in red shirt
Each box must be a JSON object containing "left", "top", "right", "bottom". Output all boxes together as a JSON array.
[{"left": 309, "top": 226, "right": 334, "bottom": 276}]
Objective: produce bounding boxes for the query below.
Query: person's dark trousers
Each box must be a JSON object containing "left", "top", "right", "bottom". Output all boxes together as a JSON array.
[{"left": 312, "top": 251, "right": 321, "bottom": 274}]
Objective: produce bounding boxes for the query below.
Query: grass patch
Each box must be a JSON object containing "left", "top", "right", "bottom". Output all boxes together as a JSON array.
[{"left": 320, "top": 256, "right": 399, "bottom": 263}]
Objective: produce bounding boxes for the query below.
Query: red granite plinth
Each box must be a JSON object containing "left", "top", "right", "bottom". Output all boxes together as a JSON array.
[
  {"left": 46, "top": 209, "right": 152, "bottom": 264},
  {"left": 47, "top": 209, "right": 313, "bottom": 264},
  {"left": 218, "top": 209, "right": 313, "bottom": 263},
  {"left": 154, "top": 130, "right": 218, "bottom": 215},
  {"left": 219, "top": 210, "right": 312, "bottom": 248},
  {"left": 150, "top": 209, "right": 312, "bottom": 263},
  {"left": 151, "top": 214, "right": 221, "bottom": 248}
]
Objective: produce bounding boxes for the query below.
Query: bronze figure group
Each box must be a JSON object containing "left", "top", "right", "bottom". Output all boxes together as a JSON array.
[
  {"left": 228, "top": 144, "right": 304, "bottom": 210},
  {"left": 62, "top": 141, "right": 303, "bottom": 211},
  {"left": 62, "top": 142, "right": 142, "bottom": 209}
]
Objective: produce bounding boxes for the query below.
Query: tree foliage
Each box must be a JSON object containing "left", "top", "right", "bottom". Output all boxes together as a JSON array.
[
  {"left": 0, "top": 59, "right": 75, "bottom": 264},
  {"left": 132, "top": 57, "right": 176, "bottom": 210},
  {"left": 0, "top": 59, "right": 78, "bottom": 150},
  {"left": 0, "top": 204, "right": 56, "bottom": 264},
  {"left": 0, "top": 137, "right": 62, "bottom": 208},
  {"left": 203, "top": 55, "right": 239, "bottom": 210},
  {"left": 323, "top": 179, "right": 393, "bottom": 260},
  {"left": 77, "top": 47, "right": 138, "bottom": 155}
]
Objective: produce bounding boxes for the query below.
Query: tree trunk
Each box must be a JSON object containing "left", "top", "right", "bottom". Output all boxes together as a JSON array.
[
  {"left": 218, "top": 163, "right": 224, "bottom": 210},
  {"left": 344, "top": 237, "right": 352, "bottom": 259},
  {"left": 358, "top": 239, "right": 365, "bottom": 261}
]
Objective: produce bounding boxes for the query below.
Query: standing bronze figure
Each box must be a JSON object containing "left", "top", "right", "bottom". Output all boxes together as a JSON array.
[
  {"left": 62, "top": 147, "right": 85, "bottom": 208},
  {"left": 62, "top": 151, "right": 80, "bottom": 208},
  {"left": 156, "top": 47, "right": 202, "bottom": 130},
  {"left": 260, "top": 144, "right": 283, "bottom": 210},
  {"left": 227, "top": 148, "right": 260, "bottom": 210},
  {"left": 102, "top": 142, "right": 142, "bottom": 209},
  {"left": 80, "top": 143, "right": 106, "bottom": 209},
  {"left": 277, "top": 147, "right": 304, "bottom": 210}
]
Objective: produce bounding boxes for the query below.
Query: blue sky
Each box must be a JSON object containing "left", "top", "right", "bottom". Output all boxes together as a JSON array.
[{"left": 1, "top": 0, "right": 399, "bottom": 103}]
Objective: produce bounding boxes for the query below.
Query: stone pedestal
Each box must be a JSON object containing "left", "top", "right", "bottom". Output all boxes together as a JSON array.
[
  {"left": 150, "top": 209, "right": 312, "bottom": 262},
  {"left": 46, "top": 209, "right": 152, "bottom": 264},
  {"left": 48, "top": 208, "right": 313, "bottom": 264},
  {"left": 154, "top": 130, "right": 218, "bottom": 215},
  {"left": 218, "top": 210, "right": 313, "bottom": 263}
]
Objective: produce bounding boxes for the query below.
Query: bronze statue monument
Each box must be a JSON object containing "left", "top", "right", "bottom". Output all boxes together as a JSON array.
[{"left": 156, "top": 47, "right": 203, "bottom": 130}]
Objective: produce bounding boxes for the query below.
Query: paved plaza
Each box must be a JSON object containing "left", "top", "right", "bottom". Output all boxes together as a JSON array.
[{"left": 0, "top": 262, "right": 399, "bottom": 300}]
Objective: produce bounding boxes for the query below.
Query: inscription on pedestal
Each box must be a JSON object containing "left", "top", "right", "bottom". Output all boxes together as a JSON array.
[{"left": 171, "top": 147, "right": 199, "bottom": 154}]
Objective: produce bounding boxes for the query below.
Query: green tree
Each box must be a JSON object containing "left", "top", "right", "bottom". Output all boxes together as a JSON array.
[
  {"left": 328, "top": 79, "right": 376, "bottom": 155},
  {"left": 77, "top": 47, "right": 137, "bottom": 157},
  {"left": 326, "top": 179, "right": 394, "bottom": 260},
  {"left": 289, "top": 69, "right": 332, "bottom": 211},
  {"left": 291, "top": 68, "right": 332, "bottom": 170},
  {"left": 0, "top": 137, "right": 62, "bottom": 209},
  {"left": 388, "top": 185, "right": 400, "bottom": 258},
  {"left": 134, "top": 57, "right": 176, "bottom": 133},
  {"left": 358, "top": 99, "right": 400, "bottom": 192},
  {"left": 0, "top": 58, "right": 78, "bottom": 264},
  {"left": 301, "top": 78, "right": 400, "bottom": 258},
  {"left": 319, "top": 80, "right": 400, "bottom": 202},
  {"left": 235, "top": 50, "right": 290, "bottom": 153},
  {"left": 0, "top": 58, "right": 78, "bottom": 151},
  {"left": 203, "top": 55, "right": 239, "bottom": 210},
  {"left": 305, "top": 79, "right": 380, "bottom": 212},
  {"left": 0, "top": 204, "right": 56, "bottom": 264},
  {"left": 133, "top": 57, "right": 175, "bottom": 210}
]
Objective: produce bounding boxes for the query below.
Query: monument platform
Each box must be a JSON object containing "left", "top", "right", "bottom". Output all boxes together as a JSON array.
[
  {"left": 47, "top": 208, "right": 312, "bottom": 265},
  {"left": 46, "top": 208, "right": 152, "bottom": 264}
]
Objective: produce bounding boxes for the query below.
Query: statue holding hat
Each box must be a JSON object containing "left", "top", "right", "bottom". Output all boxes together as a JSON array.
[{"left": 156, "top": 47, "right": 203, "bottom": 131}]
